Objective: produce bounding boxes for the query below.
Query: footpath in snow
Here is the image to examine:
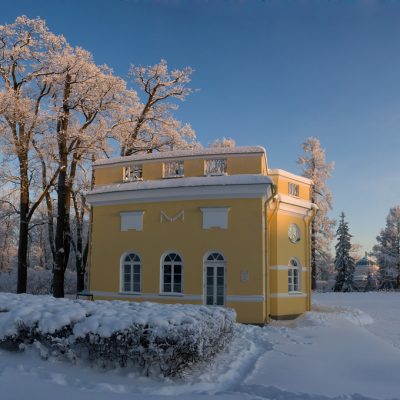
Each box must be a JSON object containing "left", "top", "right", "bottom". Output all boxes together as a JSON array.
[{"left": 0, "top": 292, "right": 400, "bottom": 400}]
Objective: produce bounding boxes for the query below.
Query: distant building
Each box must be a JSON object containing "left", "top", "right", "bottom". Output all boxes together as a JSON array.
[
  {"left": 353, "top": 253, "right": 380, "bottom": 290},
  {"left": 86, "top": 146, "right": 317, "bottom": 324}
]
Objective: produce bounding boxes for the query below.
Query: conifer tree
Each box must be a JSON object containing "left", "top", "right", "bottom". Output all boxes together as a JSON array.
[
  {"left": 334, "top": 212, "right": 355, "bottom": 292},
  {"left": 298, "top": 137, "right": 335, "bottom": 289},
  {"left": 373, "top": 206, "right": 400, "bottom": 289}
]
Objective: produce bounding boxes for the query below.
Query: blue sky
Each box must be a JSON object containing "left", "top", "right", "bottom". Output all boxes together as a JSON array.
[{"left": 3, "top": 0, "right": 400, "bottom": 252}]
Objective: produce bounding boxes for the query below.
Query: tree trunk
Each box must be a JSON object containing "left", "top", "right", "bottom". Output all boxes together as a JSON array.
[
  {"left": 53, "top": 74, "right": 71, "bottom": 298},
  {"left": 17, "top": 157, "right": 30, "bottom": 293},
  {"left": 53, "top": 162, "right": 67, "bottom": 297}
]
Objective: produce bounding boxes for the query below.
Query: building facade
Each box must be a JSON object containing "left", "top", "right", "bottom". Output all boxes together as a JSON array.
[{"left": 87, "top": 146, "right": 316, "bottom": 324}]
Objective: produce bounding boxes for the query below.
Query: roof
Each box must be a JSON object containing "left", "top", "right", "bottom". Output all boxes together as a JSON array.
[
  {"left": 356, "top": 255, "right": 378, "bottom": 267},
  {"left": 88, "top": 174, "right": 273, "bottom": 195},
  {"left": 93, "top": 146, "right": 266, "bottom": 167},
  {"left": 268, "top": 169, "right": 313, "bottom": 185}
]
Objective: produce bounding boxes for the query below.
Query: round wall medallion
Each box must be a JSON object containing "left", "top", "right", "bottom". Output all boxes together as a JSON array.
[{"left": 288, "top": 224, "right": 300, "bottom": 243}]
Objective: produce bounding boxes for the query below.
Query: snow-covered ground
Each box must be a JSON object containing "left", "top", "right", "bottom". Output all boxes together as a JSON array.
[{"left": 1, "top": 292, "right": 399, "bottom": 400}]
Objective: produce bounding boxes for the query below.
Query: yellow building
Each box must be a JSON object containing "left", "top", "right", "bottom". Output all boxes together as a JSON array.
[{"left": 87, "top": 146, "right": 316, "bottom": 324}]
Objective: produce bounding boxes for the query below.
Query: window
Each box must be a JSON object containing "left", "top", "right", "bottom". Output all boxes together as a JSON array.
[
  {"left": 121, "top": 253, "right": 141, "bottom": 292},
  {"left": 161, "top": 252, "right": 183, "bottom": 293},
  {"left": 123, "top": 164, "right": 143, "bottom": 182},
  {"left": 288, "top": 258, "right": 301, "bottom": 292},
  {"left": 163, "top": 161, "right": 184, "bottom": 178},
  {"left": 288, "top": 182, "right": 299, "bottom": 197},
  {"left": 205, "top": 159, "right": 227, "bottom": 175}
]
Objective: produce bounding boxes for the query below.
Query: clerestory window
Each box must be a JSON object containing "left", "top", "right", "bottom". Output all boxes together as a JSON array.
[
  {"left": 205, "top": 159, "right": 227, "bottom": 175},
  {"left": 163, "top": 161, "right": 184, "bottom": 178},
  {"left": 288, "top": 182, "right": 299, "bottom": 197},
  {"left": 123, "top": 164, "right": 143, "bottom": 182}
]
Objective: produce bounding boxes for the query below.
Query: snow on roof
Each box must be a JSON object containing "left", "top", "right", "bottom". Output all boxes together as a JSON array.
[
  {"left": 93, "top": 146, "right": 266, "bottom": 167},
  {"left": 268, "top": 168, "right": 313, "bottom": 185},
  {"left": 89, "top": 174, "right": 272, "bottom": 195}
]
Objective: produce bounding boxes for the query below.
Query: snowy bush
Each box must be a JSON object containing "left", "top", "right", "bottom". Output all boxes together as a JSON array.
[
  {"left": 0, "top": 268, "right": 76, "bottom": 295},
  {"left": 0, "top": 293, "right": 235, "bottom": 377}
]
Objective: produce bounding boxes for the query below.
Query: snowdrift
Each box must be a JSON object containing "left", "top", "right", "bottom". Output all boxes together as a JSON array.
[{"left": 0, "top": 293, "right": 235, "bottom": 376}]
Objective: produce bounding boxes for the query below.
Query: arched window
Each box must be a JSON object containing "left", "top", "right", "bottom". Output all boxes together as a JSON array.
[
  {"left": 162, "top": 252, "right": 183, "bottom": 293},
  {"left": 121, "top": 253, "right": 141, "bottom": 292},
  {"left": 288, "top": 258, "right": 301, "bottom": 292}
]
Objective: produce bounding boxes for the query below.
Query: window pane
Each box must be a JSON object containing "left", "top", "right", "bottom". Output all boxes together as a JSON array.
[
  {"left": 206, "top": 296, "right": 214, "bottom": 305},
  {"left": 133, "top": 280, "right": 140, "bottom": 292},
  {"left": 163, "top": 283, "right": 171, "bottom": 292},
  {"left": 164, "top": 265, "right": 171, "bottom": 274},
  {"left": 174, "top": 274, "right": 182, "bottom": 283},
  {"left": 207, "top": 276, "right": 214, "bottom": 285},
  {"left": 124, "top": 282, "right": 131, "bottom": 292},
  {"left": 173, "top": 283, "right": 182, "bottom": 293},
  {"left": 164, "top": 274, "right": 171, "bottom": 284},
  {"left": 174, "top": 265, "right": 182, "bottom": 275},
  {"left": 216, "top": 296, "right": 224, "bottom": 305},
  {"left": 207, "top": 285, "right": 213, "bottom": 296},
  {"left": 217, "top": 286, "right": 224, "bottom": 296},
  {"left": 217, "top": 276, "right": 224, "bottom": 286},
  {"left": 217, "top": 267, "right": 224, "bottom": 277},
  {"left": 133, "top": 265, "right": 140, "bottom": 274}
]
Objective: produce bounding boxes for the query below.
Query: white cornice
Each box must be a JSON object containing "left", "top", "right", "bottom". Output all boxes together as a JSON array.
[
  {"left": 276, "top": 194, "right": 313, "bottom": 209},
  {"left": 87, "top": 182, "right": 273, "bottom": 206}
]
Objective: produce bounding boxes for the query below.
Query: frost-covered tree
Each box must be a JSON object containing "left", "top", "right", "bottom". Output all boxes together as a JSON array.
[
  {"left": 118, "top": 59, "right": 197, "bottom": 156},
  {"left": 0, "top": 16, "right": 65, "bottom": 292},
  {"left": 298, "top": 137, "right": 335, "bottom": 289},
  {"left": 334, "top": 212, "right": 355, "bottom": 292},
  {"left": 373, "top": 206, "right": 400, "bottom": 289},
  {"left": 47, "top": 46, "right": 129, "bottom": 297},
  {"left": 210, "top": 137, "right": 236, "bottom": 148}
]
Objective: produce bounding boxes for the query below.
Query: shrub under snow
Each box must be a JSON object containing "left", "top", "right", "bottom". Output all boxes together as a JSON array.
[{"left": 0, "top": 293, "right": 235, "bottom": 377}]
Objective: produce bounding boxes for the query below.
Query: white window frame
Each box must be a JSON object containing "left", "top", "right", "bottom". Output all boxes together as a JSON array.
[
  {"left": 123, "top": 164, "right": 143, "bottom": 182},
  {"left": 288, "top": 182, "right": 299, "bottom": 197},
  {"left": 163, "top": 160, "right": 184, "bottom": 178},
  {"left": 160, "top": 251, "right": 184, "bottom": 295},
  {"left": 203, "top": 251, "right": 226, "bottom": 306},
  {"left": 205, "top": 159, "right": 227, "bottom": 176},
  {"left": 120, "top": 252, "right": 141, "bottom": 293},
  {"left": 288, "top": 258, "right": 301, "bottom": 293}
]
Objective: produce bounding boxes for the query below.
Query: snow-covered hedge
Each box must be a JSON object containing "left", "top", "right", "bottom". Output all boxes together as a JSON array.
[
  {"left": 0, "top": 294, "right": 235, "bottom": 376},
  {"left": 0, "top": 268, "right": 76, "bottom": 295}
]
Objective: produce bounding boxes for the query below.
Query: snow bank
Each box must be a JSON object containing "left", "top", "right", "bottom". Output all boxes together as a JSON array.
[{"left": 0, "top": 293, "right": 235, "bottom": 377}]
